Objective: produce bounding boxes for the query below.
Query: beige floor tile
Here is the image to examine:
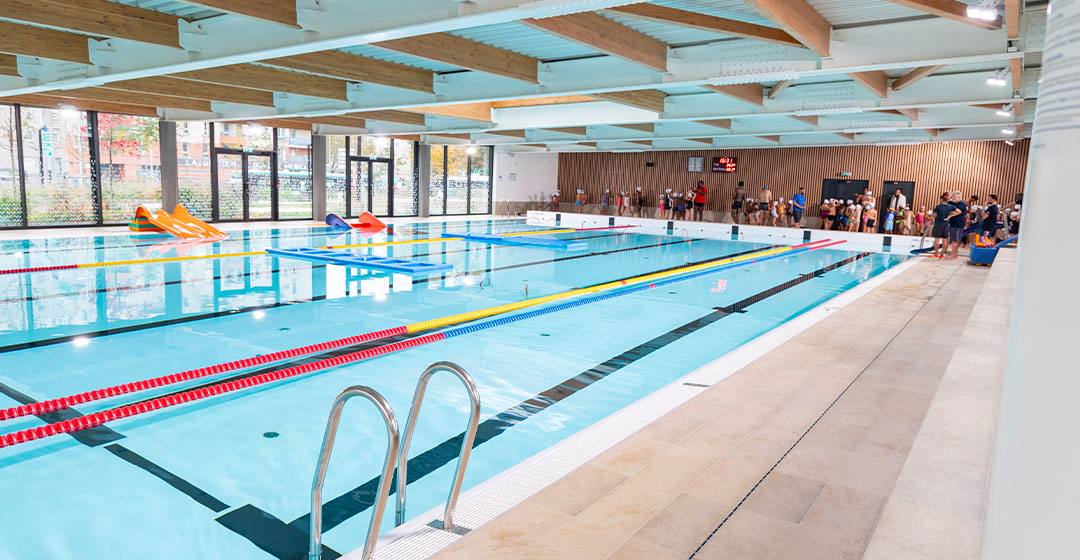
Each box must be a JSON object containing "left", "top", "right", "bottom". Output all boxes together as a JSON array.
[
  {"left": 436, "top": 501, "right": 571, "bottom": 559},
  {"left": 862, "top": 499, "right": 982, "bottom": 560},
  {"left": 774, "top": 524, "right": 867, "bottom": 560},
  {"left": 687, "top": 449, "right": 775, "bottom": 510},
  {"left": 800, "top": 484, "right": 888, "bottom": 543},
  {"left": 742, "top": 471, "right": 826, "bottom": 524},
  {"left": 798, "top": 415, "right": 865, "bottom": 452},
  {"left": 848, "top": 417, "right": 918, "bottom": 462},
  {"left": 606, "top": 536, "right": 684, "bottom": 560},
  {"left": 633, "top": 492, "right": 731, "bottom": 556},
  {"left": 522, "top": 519, "right": 632, "bottom": 560},
  {"left": 635, "top": 404, "right": 715, "bottom": 444},
  {"left": 773, "top": 443, "right": 843, "bottom": 482},
  {"left": 589, "top": 436, "right": 672, "bottom": 478},
  {"left": 692, "top": 509, "right": 798, "bottom": 560},
  {"left": 675, "top": 420, "right": 746, "bottom": 457},
  {"left": 827, "top": 450, "right": 904, "bottom": 496},
  {"left": 530, "top": 464, "right": 628, "bottom": 516},
  {"left": 889, "top": 449, "right": 990, "bottom": 522}
]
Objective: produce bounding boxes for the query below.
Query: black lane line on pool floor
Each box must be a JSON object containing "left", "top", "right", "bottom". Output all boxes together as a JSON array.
[
  {"left": 0, "top": 231, "right": 653, "bottom": 355},
  {"left": 258, "top": 252, "right": 875, "bottom": 549}
]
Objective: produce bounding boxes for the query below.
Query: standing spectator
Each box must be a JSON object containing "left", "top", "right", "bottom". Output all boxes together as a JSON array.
[
  {"left": 758, "top": 186, "right": 773, "bottom": 223},
  {"left": 634, "top": 187, "right": 645, "bottom": 217},
  {"left": 550, "top": 191, "right": 560, "bottom": 211},
  {"left": 948, "top": 191, "right": 968, "bottom": 259},
  {"left": 692, "top": 180, "right": 707, "bottom": 221},
  {"left": 888, "top": 188, "right": 907, "bottom": 213},
  {"left": 792, "top": 187, "right": 806, "bottom": 228},
  {"left": 731, "top": 181, "right": 747, "bottom": 224},
  {"left": 932, "top": 193, "right": 961, "bottom": 258},
  {"left": 983, "top": 194, "right": 1002, "bottom": 238},
  {"left": 575, "top": 189, "right": 586, "bottom": 213}
]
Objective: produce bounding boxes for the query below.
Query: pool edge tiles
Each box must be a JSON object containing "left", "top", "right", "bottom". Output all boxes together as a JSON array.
[{"left": 363, "top": 255, "right": 920, "bottom": 560}]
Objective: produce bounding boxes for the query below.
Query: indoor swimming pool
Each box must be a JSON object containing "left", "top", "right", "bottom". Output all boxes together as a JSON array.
[{"left": 0, "top": 218, "right": 906, "bottom": 560}]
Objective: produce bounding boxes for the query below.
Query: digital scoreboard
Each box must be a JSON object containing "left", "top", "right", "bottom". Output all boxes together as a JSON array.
[{"left": 712, "top": 156, "right": 737, "bottom": 173}]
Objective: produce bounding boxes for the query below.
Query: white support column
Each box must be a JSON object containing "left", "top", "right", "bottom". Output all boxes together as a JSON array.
[
  {"left": 417, "top": 143, "right": 431, "bottom": 218},
  {"left": 311, "top": 134, "right": 327, "bottom": 219},
  {"left": 983, "top": 2, "right": 1080, "bottom": 557},
  {"left": 158, "top": 119, "right": 178, "bottom": 211}
]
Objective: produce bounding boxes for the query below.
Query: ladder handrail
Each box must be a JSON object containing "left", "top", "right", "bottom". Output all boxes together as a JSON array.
[
  {"left": 310, "top": 386, "right": 400, "bottom": 560},
  {"left": 395, "top": 361, "right": 481, "bottom": 531}
]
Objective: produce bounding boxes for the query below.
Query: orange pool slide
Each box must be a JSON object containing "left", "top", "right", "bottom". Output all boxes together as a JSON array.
[{"left": 135, "top": 205, "right": 227, "bottom": 239}]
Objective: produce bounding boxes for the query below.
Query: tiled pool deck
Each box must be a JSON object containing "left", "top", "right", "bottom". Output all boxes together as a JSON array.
[{"left": 430, "top": 250, "right": 1012, "bottom": 560}]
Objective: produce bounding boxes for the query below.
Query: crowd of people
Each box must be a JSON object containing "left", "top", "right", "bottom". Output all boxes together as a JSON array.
[{"left": 548, "top": 184, "right": 1022, "bottom": 244}]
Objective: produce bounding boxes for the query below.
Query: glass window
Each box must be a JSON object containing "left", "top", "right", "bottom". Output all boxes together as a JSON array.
[
  {"left": 21, "top": 106, "right": 96, "bottom": 226},
  {"left": 360, "top": 135, "right": 391, "bottom": 158},
  {"left": 278, "top": 128, "right": 312, "bottom": 219},
  {"left": 214, "top": 122, "right": 273, "bottom": 151},
  {"left": 0, "top": 104, "right": 22, "bottom": 227},
  {"left": 429, "top": 145, "right": 445, "bottom": 216},
  {"left": 177, "top": 122, "right": 212, "bottom": 219},
  {"left": 446, "top": 145, "right": 469, "bottom": 214},
  {"left": 325, "top": 135, "right": 349, "bottom": 217},
  {"left": 469, "top": 146, "right": 491, "bottom": 214},
  {"left": 393, "top": 139, "right": 416, "bottom": 216},
  {"left": 97, "top": 113, "right": 161, "bottom": 223}
]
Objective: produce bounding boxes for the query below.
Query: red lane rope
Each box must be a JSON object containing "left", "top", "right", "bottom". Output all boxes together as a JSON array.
[
  {"left": 0, "top": 332, "right": 446, "bottom": 449},
  {"left": 0, "top": 264, "right": 79, "bottom": 275},
  {"left": 0, "top": 325, "right": 408, "bottom": 422}
]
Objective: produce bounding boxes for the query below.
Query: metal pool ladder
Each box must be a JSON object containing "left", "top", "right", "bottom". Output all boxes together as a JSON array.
[
  {"left": 309, "top": 386, "right": 400, "bottom": 560},
  {"left": 396, "top": 361, "right": 482, "bottom": 533}
]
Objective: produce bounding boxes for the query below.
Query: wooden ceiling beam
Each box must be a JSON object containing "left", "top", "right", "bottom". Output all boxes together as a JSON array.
[
  {"left": 261, "top": 51, "right": 434, "bottom": 93},
  {"left": 4, "top": 0, "right": 181, "bottom": 48},
  {"left": 758, "top": 135, "right": 781, "bottom": 143},
  {"left": 55, "top": 87, "right": 213, "bottom": 112},
  {"left": 696, "top": 119, "right": 732, "bottom": 130},
  {"left": 740, "top": 0, "right": 832, "bottom": 57},
  {"left": 103, "top": 77, "right": 277, "bottom": 107},
  {"left": 768, "top": 79, "right": 794, "bottom": 99},
  {"left": 0, "top": 54, "right": 18, "bottom": 77},
  {"left": 1010, "top": 58, "right": 1022, "bottom": 91},
  {"left": 882, "top": 0, "right": 1001, "bottom": 30},
  {"left": 896, "top": 107, "right": 919, "bottom": 120},
  {"left": 0, "top": 94, "right": 158, "bottom": 117},
  {"left": 522, "top": 12, "right": 669, "bottom": 72},
  {"left": 627, "top": 140, "right": 653, "bottom": 147},
  {"left": 298, "top": 116, "right": 367, "bottom": 129},
  {"left": 0, "top": 21, "right": 92, "bottom": 64},
  {"left": 388, "top": 134, "right": 423, "bottom": 142},
  {"left": 702, "top": 83, "right": 765, "bottom": 106},
  {"left": 348, "top": 110, "right": 427, "bottom": 127},
  {"left": 491, "top": 95, "right": 596, "bottom": 109},
  {"left": 925, "top": 129, "right": 939, "bottom": 137},
  {"left": 605, "top": 4, "right": 802, "bottom": 48},
  {"left": 405, "top": 102, "right": 493, "bottom": 122},
  {"left": 688, "top": 138, "right": 714, "bottom": 145},
  {"left": 592, "top": 89, "right": 668, "bottom": 113},
  {"left": 171, "top": 64, "right": 349, "bottom": 100},
  {"left": 834, "top": 132, "right": 855, "bottom": 140},
  {"left": 848, "top": 71, "right": 890, "bottom": 98},
  {"left": 373, "top": 33, "right": 539, "bottom": 84},
  {"left": 1006, "top": 0, "right": 1021, "bottom": 40},
  {"left": 613, "top": 123, "right": 655, "bottom": 133},
  {"left": 426, "top": 132, "right": 472, "bottom": 140},
  {"left": 788, "top": 115, "right": 818, "bottom": 126},
  {"left": 171, "top": 0, "right": 298, "bottom": 27},
  {"left": 890, "top": 65, "right": 945, "bottom": 91},
  {"left": 242, "top": 118, "right": 312, "bottom": 131},
  {"left": 577, "top": 141, "right": 597, "bottom": 148},
  {"left": 541, "top": 126, "right": 588, "bottom": 136}
]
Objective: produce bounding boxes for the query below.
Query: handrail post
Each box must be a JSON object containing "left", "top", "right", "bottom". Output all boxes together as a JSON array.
[
  {"left": 310, "top": 386, "right": 400, "bottom": 560},
  {"left": 395, "top": 361, "right": 481, "bottom": 532}
]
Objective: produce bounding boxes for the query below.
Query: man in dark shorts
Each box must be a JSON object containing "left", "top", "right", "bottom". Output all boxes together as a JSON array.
[
  {"left": 932, "top": 193, "right": 960, "bottom": 258},
  {"left": 693, "top": 180, "right": 707, "bottom": 221},
  {"left": 731, "top": 181, "right": 746, "bottom": 223},
  {"left": 948, "top": 190, "right": 968, "bottom": 260},
  {"left": 791, "top": 186, "right": 806, "bottom": 228},
  {"left": 983, "top": 194, "right": 1001, "bottom": 238},
  {"left": 758, "top": 186, "right": 772, "bottom": 217}
]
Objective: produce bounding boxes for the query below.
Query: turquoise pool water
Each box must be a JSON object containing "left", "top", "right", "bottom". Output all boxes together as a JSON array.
[{"left": 0, "top": 219, "right": 906, "bottom": 559}]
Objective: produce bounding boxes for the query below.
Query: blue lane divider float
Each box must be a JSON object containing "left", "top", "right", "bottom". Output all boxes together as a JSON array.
[
  {"left": 441, "top": 232, "right": 587, "bottom": 251},
  {"left": 440, "top": 242, "right": 837, "bottom": 339},
  {"left": 266, "top": 247, "right": 453, "bottom": 274}
]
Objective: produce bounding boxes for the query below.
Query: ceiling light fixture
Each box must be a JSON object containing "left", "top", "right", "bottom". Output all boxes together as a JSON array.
[
  {"left": 987, "top": 68, "right": 1009, "bottom": 87},
  {"left": 466, "top": 145, "right": 478, "bottom": 155},
  {"left": 793, "top": 106, "right": 864, "bottom": 116},
  {"left": 966, "top": 0, "right": 1000, "bottom": 21},
  {"left": 519, "top": 0, "right": 647, "bottom": 18},
  {"left": 58, "top": 104, "right": 79, "bottom": 119},
  {"left": 1001, "top": 127, "right": 1016, "bottom": 135},
  {"left": 842, "top": 126, "right": 900, "bottom": 134},
  {"left": 996, "top": 104, "right": 1012, "bottom": 117},
  {"left": 874, "top": 141, "right": 923, "bottom": 146},
  {"left": 1004, "top": 139, "right": 1015, "bottom": 146}
]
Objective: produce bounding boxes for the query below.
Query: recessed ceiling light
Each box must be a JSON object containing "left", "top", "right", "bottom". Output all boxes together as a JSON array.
[
  {"left": 987, "top": 68, "right": 1009, "bottom": 87},
  {"left": 1001, "top": 128, "right": 1015, "bottom": 135}
]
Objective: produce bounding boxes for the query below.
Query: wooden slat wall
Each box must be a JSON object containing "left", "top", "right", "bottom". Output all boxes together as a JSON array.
[{"left": 558, "top": 140, "right": 1029, "bottom": 213}]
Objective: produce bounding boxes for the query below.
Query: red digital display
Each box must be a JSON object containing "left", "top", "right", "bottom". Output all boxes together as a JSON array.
[{"left": 712, "top": 156, "right": 737, "bottom": 173}]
